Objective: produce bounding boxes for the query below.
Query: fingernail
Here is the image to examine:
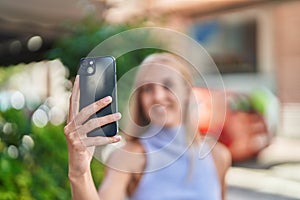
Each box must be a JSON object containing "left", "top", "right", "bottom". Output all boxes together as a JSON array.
[
  {"left": 103, "top": 96, "right": 112, "bottom": 102},
  {"left": 113, "top": 135, "right": 122, "bottom": 141},
  {"left": 114, "top": 112, "right": 122, "bottom": 119}
]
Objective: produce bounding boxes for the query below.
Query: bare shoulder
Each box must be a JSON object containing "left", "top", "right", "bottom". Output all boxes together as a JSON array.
[
  {"left": 99, "top": 140, "right": 146, "bottom": 199},
  {"left": 106, "top": 140, "right": 146, "bottom": 173},
  {"left": 122, "top": 140, "right": 145, "bottom": 153},
  {"left": 211, "top": 142, "right": 232, "bottom": 179}
]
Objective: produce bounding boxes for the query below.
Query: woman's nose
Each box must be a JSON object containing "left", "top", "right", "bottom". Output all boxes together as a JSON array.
[{"left": 152, "top": 85, "right": 166, "bottom": 103}]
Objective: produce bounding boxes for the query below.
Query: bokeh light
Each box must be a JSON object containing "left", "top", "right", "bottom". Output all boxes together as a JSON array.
[
  {"left": 32, "top": 108, "right": 49, "bottom": 128},
  {"left": 49, "top": 106, "right": 65, "bottom": 125},
  {"left": 22, "top": 135, "right": 34, "bottom": 150},
  {"left": 0, "top": 91, "right": 11, "bottom": 111},
  {"left": 10, "top": 91, "right": 25, "bottom": 110},
  {"left": 9, "top": 40, "right": 22, "bottom": 55},
  {"left": 7, "top": 145, "right": 19, "bottom": 159},
  {"left": 3, "top": 122, "right": 13, "bottom": 135},
  {"left": 27, "top": 35, "right": 43, "bottom": 52}
]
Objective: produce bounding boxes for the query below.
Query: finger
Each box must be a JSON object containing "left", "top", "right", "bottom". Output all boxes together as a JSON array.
[
  {"left": 64, "top": 121, "right": 82, "bottom": 136},
  {"left": 68, "top": 75, "right": 79, "bottom": 123},
  {"left": 75, "top": 96, "right": 113, "bottom": 125},
  {"left": 65, "top": 110, "right": 121, "bottom": 136},
  {"left": 67, "top": 94, "right": 72, "bottom": 124},
  {"left": 65, "top": 130, "right": 85, "bottom": 150},
  {"left": 82, "top": 135, "right": 122, "bottom": 147},
  {"left": 70, "top": 75, "right": 80, "bottom": 122},
  {"left": 77, "top": 112, "right": 121, "bottom": 138}
]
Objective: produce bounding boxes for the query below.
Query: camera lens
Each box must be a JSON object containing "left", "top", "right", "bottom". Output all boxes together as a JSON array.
[
  {"left": 82, "top": 60, "right": 88, "bottom": 68},
  {"left": 87, "top": 66, "right": 94, "bottom": 74}
]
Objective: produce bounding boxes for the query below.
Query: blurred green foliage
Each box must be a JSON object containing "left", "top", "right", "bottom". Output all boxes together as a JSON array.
[
  {"left": 46, "top": 17, "right": 162, "bottom": 80},
  {"left": 0, "top": 107, "right": 68, "bottom": 200},
  {"left": 0, "top": 107, "right": 107, "bottom": 200},
  {"left": 46, "top": 17, "right": 127, "bottom": 78},
  {"left": 0, "top": 64, "right": 25, "bottom": 86},
  {"left": 46, "top": 16, "right": 162, "bottom": 113},
  {"left": 1, "top": 16, "right": 162, "bottom": 199}
]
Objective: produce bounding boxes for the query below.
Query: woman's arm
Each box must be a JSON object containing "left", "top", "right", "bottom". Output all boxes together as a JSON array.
[
  {"left": 69, "top": 170, "right": 100, "bottom": 200},
  {"left": 64, "top": 76, "right": 121, "bottom": 200},
  {"left": 98, "top": 141, "right": 146, "bottom": 200},
  {"left": 98, "top": 167, "right": 131, "bottom": 200},
  {"left": 211, "top": 142, "right": 232, "bottom": 200}
]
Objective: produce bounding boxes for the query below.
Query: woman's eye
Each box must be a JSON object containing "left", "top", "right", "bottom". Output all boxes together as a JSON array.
[
  {"left": 141, "top": 84, "right": 153, "bottom": 93},
  {"left": 163, "top": 80, "right": 173, "bottom": 90}
]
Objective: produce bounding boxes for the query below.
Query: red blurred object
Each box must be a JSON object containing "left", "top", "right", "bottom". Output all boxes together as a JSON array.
[
  {"left": 193, "top": 87, "right": 271, "bottom": 162},
  {"left": 193, "top": 87, "right": 226, "bottom": 136}
]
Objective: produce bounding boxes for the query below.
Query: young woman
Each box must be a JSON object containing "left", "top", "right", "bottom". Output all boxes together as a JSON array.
[{"left": 64, "top": 53, "right": 231, "bottom": 200}]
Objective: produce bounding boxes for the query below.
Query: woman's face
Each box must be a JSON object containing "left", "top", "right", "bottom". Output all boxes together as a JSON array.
[{"left": 138, "top": 64, "right": 189, "bottom": 127}]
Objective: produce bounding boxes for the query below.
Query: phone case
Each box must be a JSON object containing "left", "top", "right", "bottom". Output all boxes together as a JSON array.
[{"left": 78, "top": 56, "right": 118, "bottom": 137}]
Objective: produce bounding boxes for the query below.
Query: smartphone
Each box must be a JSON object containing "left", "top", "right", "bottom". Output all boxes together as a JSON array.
[{"left": 78, "top": 56, "right": 118, "bottom": 137}]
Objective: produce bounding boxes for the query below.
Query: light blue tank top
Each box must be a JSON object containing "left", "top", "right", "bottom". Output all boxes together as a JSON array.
[{"left": 129, "top": 125, "right": 221, "bottom": 200}]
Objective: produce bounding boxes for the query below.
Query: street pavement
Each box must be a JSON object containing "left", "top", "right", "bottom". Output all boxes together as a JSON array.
[
  {"left": 227, "top": 186, "right": 299, "bottom": 200},
  {"left": 226, "top": 136, "right": 300, "bottom": 200}
]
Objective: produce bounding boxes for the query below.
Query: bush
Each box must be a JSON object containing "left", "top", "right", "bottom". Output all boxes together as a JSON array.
[
  {"left": 1, "top": 17, "right": 162, "bottom": 199},
  {"left": 0, "top": 106, "right": 112, "bottom": 200}
]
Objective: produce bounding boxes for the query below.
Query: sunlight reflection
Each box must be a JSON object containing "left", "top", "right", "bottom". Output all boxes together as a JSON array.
[{"left": 10, "top": 91, "right": 25, "bottom": 109}]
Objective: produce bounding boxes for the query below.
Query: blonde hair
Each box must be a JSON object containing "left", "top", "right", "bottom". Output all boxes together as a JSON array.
[
  {"left": 124, "top": 52, "right": 199, "bottom": 144},
  {"left": 124, "top": 53, "right": 200, "bottom": 196}
]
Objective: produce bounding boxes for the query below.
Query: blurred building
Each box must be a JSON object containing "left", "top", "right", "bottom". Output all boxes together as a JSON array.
[
  {"left": 0, "top": 60, "right": 70, "bottom": 127},
  {"left": 1, "top": 1, "right": 299, "bottom": 199},
  {"left": 105, "top": 0, "right": 300, "bottom": 138},
  {"left": 0, "top": 0, "right": 108, "bottom": 65},
  {"left": 0, "top": 0, "right": 299, "bottom": 137}
]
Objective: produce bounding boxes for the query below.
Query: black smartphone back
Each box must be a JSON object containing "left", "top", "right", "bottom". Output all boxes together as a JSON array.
[{"left": 78, "top": 56, "right": 118, "bottom": 137}]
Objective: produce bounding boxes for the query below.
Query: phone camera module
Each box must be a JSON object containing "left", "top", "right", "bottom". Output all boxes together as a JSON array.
[
  {"left": 80, "top": 58, "right": 95, "bottom": 76},
  {"left": 82, "top": 60, "right": 89, "bottom": 68},
  {"left": 87, "top": 66, "right": 94, "bottom": 74}
]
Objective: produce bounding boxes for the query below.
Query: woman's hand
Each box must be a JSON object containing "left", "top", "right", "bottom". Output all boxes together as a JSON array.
[{"left": 64, "top": 75, "right": 121, "bottom": 178}]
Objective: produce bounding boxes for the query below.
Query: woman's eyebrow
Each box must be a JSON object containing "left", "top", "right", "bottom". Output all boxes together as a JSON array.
[{"left": 163, "top": 78, "right": 173, "bottom": 83}]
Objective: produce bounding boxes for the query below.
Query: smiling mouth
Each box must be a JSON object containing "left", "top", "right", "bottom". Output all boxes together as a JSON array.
[
  {"left": 151, "top": 104, "right": 167, "bottom": 115},
  {"left": 154, "top": 105, "right": 165, "bottom": 113}
]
